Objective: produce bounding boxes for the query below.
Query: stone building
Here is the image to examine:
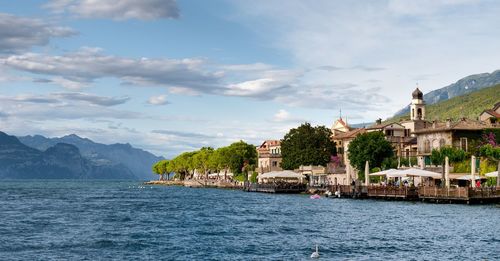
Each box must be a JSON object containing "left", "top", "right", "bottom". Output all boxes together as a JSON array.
[
  {"left": 479, "top": 102, "right": 500, "bottom": 123},
  {"left": 257, "top": 140, "right": 282, "bottom": 173},
  {"left": 330, "top": 117, "right": 354, "bottom": 166},
  {"left": 413, "top": 118, "right": 499, "bottom": 164}
]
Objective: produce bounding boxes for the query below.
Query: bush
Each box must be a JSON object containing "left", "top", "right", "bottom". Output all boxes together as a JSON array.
[
  {"left": 250, "top": 172, "right": 258, "bottom": 183},
  {"left": 480, "top": 158, "right": 497, "bottom": 175},
  {"left": 453, "top": 160, "right": 471, "bottom": 173}
]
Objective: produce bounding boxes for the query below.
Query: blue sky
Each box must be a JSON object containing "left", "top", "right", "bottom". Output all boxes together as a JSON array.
[{"left": 1, "top": 0, "right": 500, "bottom": 157}]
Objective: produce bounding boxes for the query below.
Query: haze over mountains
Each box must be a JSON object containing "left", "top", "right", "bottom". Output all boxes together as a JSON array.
[
  {"left": 0, "top": 131, "right": 162, "bottom": 180},
  {"left": 394, "top": 70, "right": 500, "bottom": 117}
]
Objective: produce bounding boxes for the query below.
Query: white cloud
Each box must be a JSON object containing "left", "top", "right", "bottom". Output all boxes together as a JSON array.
[
  {"left": 273, "top": 109, "right": 290, "bottom": 122},
  {"left": 0, "top": 13, "right": 76, "bottom": 52},
  {"left": 387, "top": 0, "right": 478, "bottom": 16},
  {"left": 147, "top": 95, "right": 169, "bottom": 105},
  {"left": 229, "top": 0, "right": 500, "bottom": 120},
  {"left": 2, "top": 48, "right": 222, "bottom": 91},
  {"left": 45, "top": 0, "right": 179, "bottom": 20}
]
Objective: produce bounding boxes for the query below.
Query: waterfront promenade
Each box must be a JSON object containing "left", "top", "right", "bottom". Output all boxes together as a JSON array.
[
  {"left": 145, "top": 179, "right": 500, "bottom": 204},
  {"left": 321, "top": 184, "right": 500, "bottom": 204}
]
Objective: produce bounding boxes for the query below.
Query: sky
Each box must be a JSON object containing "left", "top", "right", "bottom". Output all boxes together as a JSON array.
[{"left": 1, "top": 0, "right": 500, "bottom": 158}]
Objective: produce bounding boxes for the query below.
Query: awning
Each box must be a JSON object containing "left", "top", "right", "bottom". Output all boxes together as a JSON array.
[
  {"left": 259, "top": 170, "right": 305, "bottom": 179},
  {"left": 387, "top": 168, "right": 441, "bottom": 179},
  {"left": 485, "top": 171, "right": 499, "bottom": 178},
  {"left": 454, "top": 175, "right": 487, "bottom": 180},
  {"left": 369, "top": 169, "right": 397, "bottom": 176}
]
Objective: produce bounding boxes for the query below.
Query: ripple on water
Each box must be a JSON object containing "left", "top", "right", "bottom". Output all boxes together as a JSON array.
[{"left": 0, "top": 181, "right": 499, "bottom": 260}]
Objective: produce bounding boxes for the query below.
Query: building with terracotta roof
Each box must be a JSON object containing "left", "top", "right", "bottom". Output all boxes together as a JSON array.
[
  {"left": 257, "top": 140, "right": 282, "bottom": 173},
  {"left": 413, "top": 118, "right": 500, "bottom": 161},
  {"left": 479, "top": 102, "right": 500, "bottom": 123}
]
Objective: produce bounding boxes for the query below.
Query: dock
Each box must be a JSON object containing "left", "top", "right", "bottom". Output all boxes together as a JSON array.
[
  {"left": 243, "top": 183, "right": 307, "bottom": 193},
  {"left": 322, "top": 185, "right": 500, "bottom": 204}
]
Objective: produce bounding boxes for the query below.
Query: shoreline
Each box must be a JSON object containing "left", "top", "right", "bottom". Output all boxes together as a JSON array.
[{"left": 144, "top": 180, "right": 500, "bottom": 205}]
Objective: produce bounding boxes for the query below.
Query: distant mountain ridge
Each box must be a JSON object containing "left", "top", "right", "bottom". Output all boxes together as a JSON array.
[
  {"left": 394, "top": 70, "right": 500, "bottom": 116},
  {"left": 18, "top": 134, "right": 163, "bottom": 180},
  {"left": 0, "top": 131, "right": 136, "bottom": 179}
]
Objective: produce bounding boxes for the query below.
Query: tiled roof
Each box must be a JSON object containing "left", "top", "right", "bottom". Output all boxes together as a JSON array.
[
  {"left": 332, "top": 128, "right": 366, "bottom": 139},
  {"left": 414, "top": 118, "right": 499, "bottom": 134},
  {"left": 258, "top": 140, "right": 281, "bottom": 149},
  {"left": 366, "top": 122, "right": 404, "bottom": 130},
  {"left": 481, "top": 109, "right": 500, "bottom": 118}
]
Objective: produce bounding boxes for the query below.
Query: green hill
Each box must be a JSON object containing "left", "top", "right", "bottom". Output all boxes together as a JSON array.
[{"left": 387, "top": 84, "right": 500, "bottom": 123}]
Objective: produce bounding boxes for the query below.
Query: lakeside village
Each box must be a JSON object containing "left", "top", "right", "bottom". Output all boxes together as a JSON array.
[{"left": 150, "top": 88, "right": 500, "bottom": 204}]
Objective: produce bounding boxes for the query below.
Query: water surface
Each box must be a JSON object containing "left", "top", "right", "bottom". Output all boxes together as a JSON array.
[{"left": 0, "top": 180, "right": 499, "bottom": 260}]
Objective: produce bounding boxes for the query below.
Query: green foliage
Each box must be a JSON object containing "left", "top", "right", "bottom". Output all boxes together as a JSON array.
[
  {"left": 400, "top": 157, "right": 418, "bottom": 167},
  {"left": 381, "top": 157, "right": 398, "bottom": 169},
  {"left": 486, "top": 177, "right": 497, "bottom": 186},
  {"left": 226, "top": 141, "right": 257, "bottom": 176},
  {"left": 453, "top": 159, "right": 471, "bottom": 173},
  {"left": 479, "top": 158, "right": 497, "bottom": 175},
  {"left": 152, "top": 159, "right": 170, "bottom": 180},
  {"left": 479, "top": 144, "right": 500, "bottom": 160},
  {"left": 385, "top": 84, "right": 500, "bottom": 123},
  {"left": 192, "top": 147, "right": 214, "bottom": 179},
  {"left": 281, "top": 122, "right": 336, "bottom": 170},
  {"left": 159, "top": 141, "right": 257, "bottom": 180},
  {"left": 169, "top": 151, "right": 197, "bottom": 180},
  {"left": 348, "top": 131, "right": 394, "bottom": 171},
  {"left": 430, "top": 146, "right": 467, "bottom": 166},
  {"left": 249, "top": 172, "right": 258, "bottom": 183},
  {"left": 232, "top": 173, "right": 246, "bottom": 182}
]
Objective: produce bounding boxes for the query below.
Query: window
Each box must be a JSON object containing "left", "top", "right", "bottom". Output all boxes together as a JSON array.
[
  {"left": 272, "top": 161, "right": 278, "bottom": 167},
  {"left": 439, "top": 139, "right": 446, "bottom": 148},
  {"left": 417, "top": 108, "right": 422, "bottom": 119},
  {"left": 460, "top": 138, "right": 468, "bottom": 151},
  {"left": 424, "top": 140, "right": 431, "bottom": 153}
]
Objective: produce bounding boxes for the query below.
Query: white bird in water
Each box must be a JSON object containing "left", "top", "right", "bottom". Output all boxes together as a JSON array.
[{"left": 311, "top": 244, "right": 319, "bottom": 259}]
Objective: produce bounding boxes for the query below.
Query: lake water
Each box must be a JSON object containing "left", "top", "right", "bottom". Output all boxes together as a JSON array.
[{"left": 0, "top": 180, "right": 499, "bottom": 260}]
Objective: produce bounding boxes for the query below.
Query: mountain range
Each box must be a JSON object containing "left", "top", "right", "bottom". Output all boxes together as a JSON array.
[
  {"left": 0, "top": 131, "right": 138, "bottom": 179},
  {"left": 394, "top": 70, "right": 500, "bottom": 116},
  {"left": 0, "top": 131, "right": 162, "bottom": 180},
  {"left": 387, "top": 84, "right": 500, "bottom": 123}
]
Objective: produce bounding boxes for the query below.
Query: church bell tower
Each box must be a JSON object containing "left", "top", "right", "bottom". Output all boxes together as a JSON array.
[{"left": 410, "top": 87, "right": 425, "bottom": 120}]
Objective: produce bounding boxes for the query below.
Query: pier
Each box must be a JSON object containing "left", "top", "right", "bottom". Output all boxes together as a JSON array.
[
  {"left": 321, "top": 185, "right": 500, "bottom": 204},
  {"left": 243, "top": 183, "right": 307, "bottom": 193}
]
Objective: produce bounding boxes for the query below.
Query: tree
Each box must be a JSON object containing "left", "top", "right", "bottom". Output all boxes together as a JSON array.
[
  {"left": 152, "top": 161, "right": 162, "bottom": 180},
  {"left": 281, "top": 123, "right": 336, "bottom": 170},
  {"left": 159, "top": 160, "right": 170, "bottom": 180},
  {"left": 171, "top": 151, "right": 197, "bottom": 180},
  {"left": 348, "top": 131, "right": 394, "bottom": 172},
  {"left": 209, "top": 147, "right": 231, "bottom": 180},
  {"left": 192, "top": 147, "right": 214, "bottom": 180},
  {"left": 226, "top": 141, "right": 257, "bottom": 181},
  {"left": 152, "top": 160, "right": 170, "bottom": 180}
]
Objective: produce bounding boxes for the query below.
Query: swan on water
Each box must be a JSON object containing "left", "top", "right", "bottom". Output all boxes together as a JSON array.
[{"left": 311, "top": 244, "right": 319, "bottom": 259}]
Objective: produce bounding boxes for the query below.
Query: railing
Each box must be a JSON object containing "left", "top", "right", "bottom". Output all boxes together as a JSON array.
[
  {"left": 367, "top": 186, "right": 418, "bottom": 198},
  {"left": 419, "top": 186, "right": 468, "bottom": 198},
  {"left": 468, "top": 187, "right": 499, "bottom": 198},
  {"left": 418, "top": 187, "right": 500, "bottom": 199}
]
